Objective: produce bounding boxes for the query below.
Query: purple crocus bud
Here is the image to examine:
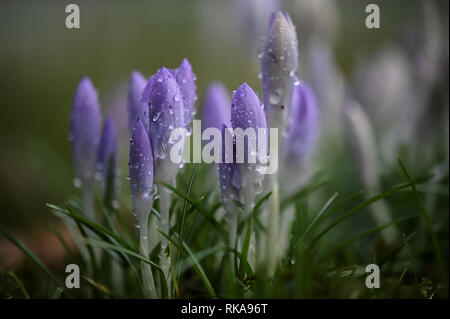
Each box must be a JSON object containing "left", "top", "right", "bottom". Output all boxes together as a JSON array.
[
  {"left": 260, "top": 11, "right": 298, "bottom": 140},
  {"left": 129, "top": 119, "right": 154, "bottom": 213},
  {"left": 231, "top": 83, "right": 267, "bottom": 160},
  {"left": 231, "top": 83, "right": 267, "bottom": 212},
  {"left": 219, "top": 125, "right": 241, "bottom": 210},
  {"left": 142, "top": 67, "right": 185, "bottom": 162},
  {"left": 70, "top": 76, "right": 102, "bottom": 188},
  {"left": 283, "top": 82, "right": 320, "bottom": 163},
  {"left": 171, "top": 58, "right": 197, "bottom": 127},
  {"left": 127, "top": 71, "right": 148, "bottom": 135},
  {"left": 97, "top": 116, "right": 118, "bottom": 200},
  {"left": 129, "top": 119, "right": 157, "bottom": 297},
  {"left": 218, "top": 125, "right": 241, "bottom": 248},
  {"left": 201, "top": 82, "right": 231, "bottom": 131}
]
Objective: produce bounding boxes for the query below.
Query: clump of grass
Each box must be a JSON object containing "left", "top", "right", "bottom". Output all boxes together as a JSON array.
[{"left": 0, "top": 159, "right": 447, "bottom": 299}]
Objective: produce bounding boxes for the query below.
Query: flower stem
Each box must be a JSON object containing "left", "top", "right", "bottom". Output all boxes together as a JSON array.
[
  {"left": 138, "top": 211, "right": 157, "bottom": 298},
  {"left": 266, "top": 177, "right": 279, "bottom": 276},
  {"left": 158, "top": 184, "right": 172, "bottom": 297}
]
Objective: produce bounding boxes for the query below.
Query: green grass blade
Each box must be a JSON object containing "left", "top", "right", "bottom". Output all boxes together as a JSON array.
[
  {"left": 81, "top": 237, "right": 162, "bottom": 271},
  {"left": 281, "top": 177, "right": 327, "bottom": 210},
  {"left": 177, "top": 164, "right": 198, "bottom": 282},
  {"left": 308, "top": 176, "right": 433, "bottom": 250},
  {"left": 162, "top": 183, "right": 228, "bottom": 241},
  {"left": 238, "top": 216, "right": 253, "bottom": 278},
  {"left": 398, "top": 158, "right": 444, "bottom": 279},
  {"left": 402, "top": 234, "right": 419, "bottom": 286},
  {"left": 48, "top": 203, "right": 135, "bottom": 252},
  {"left": 302, "top": 192, "right": 339, "bottom": 240},
  {"left": 0, "top": 224, "right": 64, "bottom": 290},
  {"left": 329, "top": 214, "right": 419, "bottom": 254},
  {"left": 7, "top": 271, "right": 30, "bottom": 299},
  {"left": 159, "top": 230, "right": 216, "bottom": 297},
  {"left": 50, "top": 287, "right": 63, "bottom": 299}
]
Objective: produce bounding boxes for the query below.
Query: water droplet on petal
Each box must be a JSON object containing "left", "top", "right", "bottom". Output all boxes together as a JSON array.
[{"left": 269, "top": 89, "right": 282, "bottom": 105}]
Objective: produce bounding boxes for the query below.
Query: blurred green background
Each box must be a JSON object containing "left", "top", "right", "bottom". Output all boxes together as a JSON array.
[{"left": 0, "top": 0, "right": 448, "bottom": 230}]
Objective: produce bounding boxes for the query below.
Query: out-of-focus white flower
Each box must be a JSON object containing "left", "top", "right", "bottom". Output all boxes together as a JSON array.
[
  {"left": 353, "top": 45, "right": 424, "bottom": 165},
  {"left": 304, "top": 37, "right": 346, "bottom": 137},
  {"left": 292, "top": 0, "right": 340, "bottom": 42},
  {"left": 344, "top": 100, "right": 399, "bottom": 243}
]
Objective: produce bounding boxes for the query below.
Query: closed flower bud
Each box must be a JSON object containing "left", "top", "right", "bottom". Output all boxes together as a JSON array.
[
  {"left": 260, "top": 11, "right": 298, "bottom": 139},
  {"left": 129, "top": 118, "right": 157, "bottom": 298},
  {"left": 97, "top": 116, "right": 118, "bottom": 201},
  {"left": 283, "top": 82, "right": 320, "bottom": 163},
  {"left": 201, "top": 82, "right": 231, "bottom": 131},
  {"left": 171, "top": 58, "right": 197, "bottom": 127},
  {"left": 142, "top": 67, "right": 185, "bottom": 162},
  {"left": 70, "top": 76, "right": 102, "bottom": 187},
  {"left": 231, "top": 83, "right": 267, "bottom": 212},
  {"left": 218, "top": 125, "right": 241, "bottom": 249},
  {"left": 129, "top": 119, "right": 154, "bottom": 213},
  {"left": 127, "top": 71, "right": 148, "bottom": 135},
  {"left": 218, "top": 125, "right": 241, "bottom": 212}
]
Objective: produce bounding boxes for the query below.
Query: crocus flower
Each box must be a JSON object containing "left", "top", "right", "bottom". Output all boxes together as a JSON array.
[
  {"left": 129, "top": 119, "right": 154, "bottom": 213},
  {"left": 142, "top": 67, "right": 188, "bottom": 283},
  {"left": 129, "top": 119, "right": 156, "bottom": 298},
  {"left": 201, "top": 82, "right": 231, "bottom": 131},
  {"left": 260, "top": 11, "right": 298, "bottom": 139},
  {"left": 344, "top": 100, "right": 398, "bottom": 244},
  {"left": 97, "top": 116, "right": 118, "bottom": 203},
  {"left": 70, "top": 76, "right": 101, "bottom": 218},
  {"left": 280, "top": 81, "right": 320, "bottom": 197},
  {"left": 127, "top": 71, "right": 148, "bottom": 135},
  {"left": 143, "top": 67, "right": 185, "bottom": 163},
  {"left": 306, "top": 37, "right": 345, "bottom": 137},
  {"left": 199, "top": 82, "right": 231, "bottom": 193},
  {"left": 218, "top": 125, "right": 241, "bottom": 248},
  {"left": 231, "top": 83, "right": 267, "bottom": 214},
  {"left": 170, "top": 58, "right": 197, "bottom": 128},
  {"left": 353, "top": 45, "right": 419, "bottom": 166},
  {"left": 236, "top": 0, "right": 280, "bottom": 58},
  {"left": 283, "top": 82, "right": 320, "bottom": 164}
]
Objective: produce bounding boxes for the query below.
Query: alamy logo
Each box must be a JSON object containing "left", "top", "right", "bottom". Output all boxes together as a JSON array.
[
  {"left": 365, "top": 4, "right": 380, "bottom": 29},
  {"left": 65, "top": 4, "right": 80, "bottom": 29},
  {"left": 365, "top": 264, "right": 380, "bottom": 288},
  {"left": 168, "top": 120, "right": 279, "bottom": 174},
  {"left": 65, "top": 264, "right": 80, "bottom": 288}
]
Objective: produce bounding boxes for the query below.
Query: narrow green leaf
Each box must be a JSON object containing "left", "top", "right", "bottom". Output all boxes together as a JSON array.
[
  {"left": 308, "top": 176, "right": 433, "bottom": 250},
  {"left": 162, "top": 183, "right": 228, "bottom": 241},
  {"left": 398, "top": 158, "right": 444, "bottom": 279},
  {"left": 301, "top": 192, "right": 339, "bottom": 240},
  {"left": 329, "top": 214, "right": 419, "bottom": 254},
  {"left": 159, "top": 230, "right": 216, "bottom": 297},
  {"left": 50, "top": 287, "right": 63, "bottom": 299},
  {"left": 0, "top": 224, "right": 64, "bottom": 290}
]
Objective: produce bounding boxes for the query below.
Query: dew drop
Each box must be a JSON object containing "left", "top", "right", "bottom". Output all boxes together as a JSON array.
[
  {"left": 73, "top": 178, "right": 82, "bottom": 188},
  {"left": 269, "top": 89, "right": 282, "bottom": 104},
  {"left": 152, "top": 112, "right": 162, "bottom": 122}
]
